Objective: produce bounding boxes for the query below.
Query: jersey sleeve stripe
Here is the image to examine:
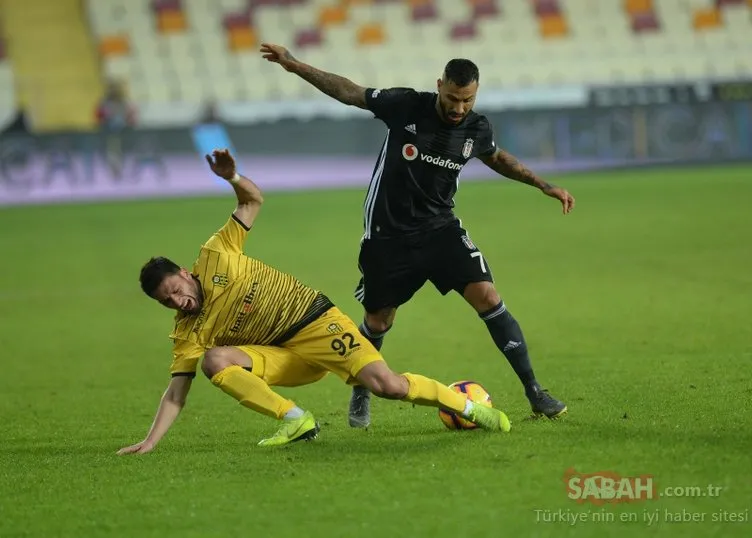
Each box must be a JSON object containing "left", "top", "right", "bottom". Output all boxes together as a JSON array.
[
  {"left": 208, "top": 250, "right": 221, "bottom": 289},
  {"left": 232, "top": 214, "right": 251, "bottom": 231},
  {"left": 363, "top": 129, "right": 390, "bottom": 239}
]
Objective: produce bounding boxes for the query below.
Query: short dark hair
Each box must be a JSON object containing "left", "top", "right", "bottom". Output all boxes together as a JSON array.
[
  {"left": 139, "top": 256, "right": 180, "bottom": 297},
  {"left": 443, "top": 59, "right": 480, "bottom": 87}
]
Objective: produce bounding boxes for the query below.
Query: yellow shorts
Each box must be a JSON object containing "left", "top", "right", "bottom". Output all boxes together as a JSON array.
[
  {"left": 233, "top": 344, "right": 330, "bottom": 388},
  {"left": 282, "top": 306, "right": 384, "bottom": 384},
  {"left": 235, "top": 307, "right": 383, "bottom": 387}
]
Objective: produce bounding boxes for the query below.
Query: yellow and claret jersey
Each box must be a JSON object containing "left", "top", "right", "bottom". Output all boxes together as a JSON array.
[{"left": 169, "top": 215, "right": 332, "bottom": 376}]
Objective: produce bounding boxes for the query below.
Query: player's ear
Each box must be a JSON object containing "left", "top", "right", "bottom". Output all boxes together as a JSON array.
[{"left": 436, "top": 78, "right": 442, "bottom": 91}]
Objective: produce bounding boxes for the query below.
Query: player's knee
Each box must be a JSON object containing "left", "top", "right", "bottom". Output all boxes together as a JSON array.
[
  {"left": 365, "top": 318, "right": 391, "bottom": 334},
  {"left": 464, "top": 282, "right": 501, "bottom": 313},
  {"left": 365, "top": 309, "right": 396, "bottom": 334},
  {"left": 483, "top": 287, "right": 502, "bottom": 311},
  {"left": 201, "top": 347, "right": 237, "bottom": 379}
]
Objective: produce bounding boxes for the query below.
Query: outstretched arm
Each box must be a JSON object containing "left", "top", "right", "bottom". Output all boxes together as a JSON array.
[
  {"left": 205, "top": 149, "right": 264, "bottom": 228},
  {"left": 479, "top": 149, "right": 575, "bottom": 214},
  {"left": 260, "top": 43, "right": 367, "bottom": 109},
  {"left": 480, "top": 148, "right": 552, "bottom": 189},
  {"left": 117, "top": 375, "right": 193, "bottom": 455}
]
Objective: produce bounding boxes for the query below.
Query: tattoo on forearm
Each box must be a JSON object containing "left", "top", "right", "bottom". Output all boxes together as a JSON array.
[
  {"left": 492, "top": 150, "right": 552, "bottom": 190},
  {"left": 293, "top": 62, "right": 364, "bottom": 107}
]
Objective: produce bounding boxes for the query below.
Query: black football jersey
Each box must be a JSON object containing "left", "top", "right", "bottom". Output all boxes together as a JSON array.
[{"left": 361, "top": 87, "right": 497, "bottom": 239}]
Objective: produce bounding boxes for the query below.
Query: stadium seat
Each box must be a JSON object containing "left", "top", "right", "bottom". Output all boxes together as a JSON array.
[
  {"left": 99, "top": 34, "right": 131, "bottom": 57},
  {"left": 228, "top": 27, "right": 256, "bottom": 51},
  {"left": 693, "top": 8, "right": 723, "bottom": 30},
  {"left": 538, "top": 13, "right": 569, "bottom": 38},
  {"left": 471, "top": 0, "right": 499, "bottom": 19},
  {"left": 318, "top": 5, "right": 348, "bottom": 27},
  {"left": 157, "top": 9, "right": 188, "bottom": 33},
  {"left": 356, "top": 23, "right": 386, "bottom": 45},
  {"left": 624, "top": 0, "right": 654, "bottom": 16}
]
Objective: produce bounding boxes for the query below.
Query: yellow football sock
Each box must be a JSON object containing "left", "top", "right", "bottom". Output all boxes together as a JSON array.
[
  {"left": 402, "top": 373, "right": 467, "bottom": 414},
  {"left": 211, "top": 365, "right": 295, "bottom": 419}
]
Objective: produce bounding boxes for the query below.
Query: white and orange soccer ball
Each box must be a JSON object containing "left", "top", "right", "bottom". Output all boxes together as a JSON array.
[{"left": 438, "top": 380, "right": 493, "bottom": 430}]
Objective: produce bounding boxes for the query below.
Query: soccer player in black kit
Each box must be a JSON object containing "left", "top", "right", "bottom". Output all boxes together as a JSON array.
[{"left": 261, "top": 43, "right": 575, "bottom": 428}]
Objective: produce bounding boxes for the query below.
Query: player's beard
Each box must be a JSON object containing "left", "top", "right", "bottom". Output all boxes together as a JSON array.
[
  {"left": 439, "top": 102, "right": 466, "bottom": 124},
  {"left": 446, "top": 112, "right": 464, "bottom": 124}
]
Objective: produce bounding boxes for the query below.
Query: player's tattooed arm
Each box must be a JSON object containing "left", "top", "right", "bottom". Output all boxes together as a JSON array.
[
  {"left": 260, "top": 43, "right": 367, "bottom": 109},
  {"left": 480, "top": 148, "right": 576, "bottom": 214},
  {"left": 480, "top": 148, "right": 554, "bottom": 191},
  {"left": 288, "top": 58, "right": 367, "bottom": 109}
]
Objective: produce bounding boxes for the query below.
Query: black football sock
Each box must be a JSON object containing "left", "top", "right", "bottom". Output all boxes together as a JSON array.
[
  {"left": 480, "top": 302, "right": 541, "bottom": 397},
  {"left": 358, "top": 320, "right": 389, "bottom": 352}
]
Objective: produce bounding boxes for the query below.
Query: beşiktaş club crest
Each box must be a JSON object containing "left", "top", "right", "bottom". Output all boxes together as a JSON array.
[
  {"left": 461, "top": 234, "right": 475, "bottom": 250},
  {"left": 462, "top": 138, "right": 474, "bottom": 159}
]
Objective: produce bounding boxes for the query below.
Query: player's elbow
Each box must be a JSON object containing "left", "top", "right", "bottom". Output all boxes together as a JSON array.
[
  {"left": 164, "top": 378, "right": 191, "bottom": 406},
  {"left": 237, "top": 194, "right": 263, "bottom": 209},
  {"left": 480, "top": 151, "right": 500, "bottom": 168},
  {"left": 245, "top": 185, "right": 264, "bottom": 206}
]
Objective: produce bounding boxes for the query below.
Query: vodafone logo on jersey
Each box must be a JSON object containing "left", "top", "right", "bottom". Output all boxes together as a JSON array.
[
  {"left": 401, "top": 144, "right": 463, "bottom": 170},
  {"left": 402, "top": 144, "right": 419, "bottom": 161}
]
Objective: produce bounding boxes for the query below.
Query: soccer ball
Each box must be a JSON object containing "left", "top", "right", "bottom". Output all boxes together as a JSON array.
[{"left": 438, "top": 380, "right": 493, "bottom": 430}]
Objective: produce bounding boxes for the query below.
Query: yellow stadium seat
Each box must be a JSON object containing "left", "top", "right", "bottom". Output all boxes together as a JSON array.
[
  {"left": 228, "top": 27, "right": 256, "bottom": 51},
  {"left": 99, "top": 35, "right": 130, "bottom": 57},
  {"left": 539, "top": 14, "right": 569, "bottom": 38},
  {"left": 624, "top": 0, "right": 653, "bottom": 15},
  {"left": 357, "top": 23, "right": 385, "bottom": 45},
  {"left": 157, "top": 10, "right": 188, "bottom": 34},
  {"left": 319, "top": 6, "right": 348, "bottom": 27},
  {"left": 693, "top": 8, "right": 722, "bottom": 30}
]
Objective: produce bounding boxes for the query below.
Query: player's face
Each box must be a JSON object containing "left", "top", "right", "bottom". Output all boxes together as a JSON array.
[
  {"left": 152, "top": 269, "right": 204, "bottom": 314},
  {"left": 436, "top": 78, "right": 478, "bottom": 125}
]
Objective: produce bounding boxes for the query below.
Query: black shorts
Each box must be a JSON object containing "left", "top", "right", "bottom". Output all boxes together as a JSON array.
[{"left": 353, "top": 223, "right": 494, "bottom": 313}]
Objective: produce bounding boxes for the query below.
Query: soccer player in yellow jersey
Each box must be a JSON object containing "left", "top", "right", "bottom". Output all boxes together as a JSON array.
[{"left": 118, "top": 149, "right": 511, "bottom": 454}]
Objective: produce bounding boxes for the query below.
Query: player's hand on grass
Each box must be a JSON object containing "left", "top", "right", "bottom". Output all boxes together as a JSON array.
[
  {"left": 205, "top": 148, "right": 236, "bottom": 180},
  {"left": 117, "top": 440, "right": 155, "bottom": 455},
  {"left": 542, "top": 185, "right": 575, "bottom": 214},
  {"left": 260, "top": 43, "right": 298, "bottom": 72}
]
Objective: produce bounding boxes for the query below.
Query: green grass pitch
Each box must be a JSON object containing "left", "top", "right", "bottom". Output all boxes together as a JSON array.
[{"left": 1, "top": 165, "right": 750, "bottom": 537}]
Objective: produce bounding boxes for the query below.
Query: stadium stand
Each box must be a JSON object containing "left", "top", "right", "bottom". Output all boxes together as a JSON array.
[
  {"left": 0, "top": 18, "right": 16, "bottom": 130},
  {"left": 88, "top": 0, "right": 752, "bottom": 102},
  {"left": 0, "top": 0, "right": 103, "bottom": 131},
  {"left": 0, "top": 0, "right": 751, "bottom": 130}
]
